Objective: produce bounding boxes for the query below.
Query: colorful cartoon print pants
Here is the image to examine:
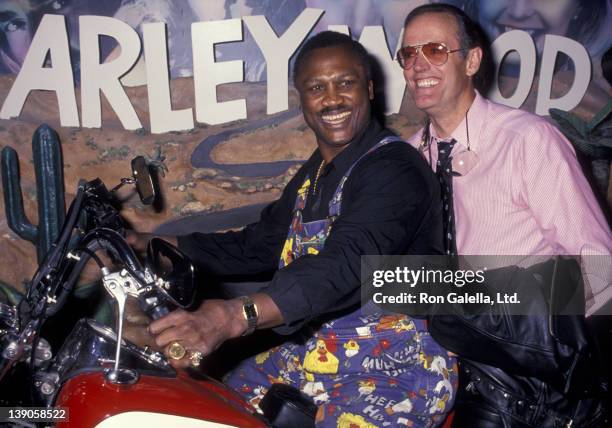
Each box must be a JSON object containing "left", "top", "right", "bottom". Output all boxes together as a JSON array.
[{"left": 225, "top": 308, "right": 457, "bottom": 428}]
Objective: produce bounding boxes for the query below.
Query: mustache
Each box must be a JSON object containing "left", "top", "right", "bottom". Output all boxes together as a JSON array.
[{"left": 319, "top": 106, "right": 349, "bottom": 116}]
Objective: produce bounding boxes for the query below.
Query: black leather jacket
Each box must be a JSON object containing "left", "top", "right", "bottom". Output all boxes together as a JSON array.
[{"left": 428, "top": 258, "right": 609, "bottom": 427}]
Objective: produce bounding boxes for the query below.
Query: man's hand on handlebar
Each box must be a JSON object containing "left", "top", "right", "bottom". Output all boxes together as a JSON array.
[
  {"left": 148, "top": 293, "right": 284, "bottom": 369},
  {"left": 126, "top": 231, "right": 287, "bottom": 368}
]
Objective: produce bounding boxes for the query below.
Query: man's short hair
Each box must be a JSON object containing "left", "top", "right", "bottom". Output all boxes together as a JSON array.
[
  {"left": 403, "top": 3, "right": 492, "bottom": 92},
  {"left": 293, "top": 31, "right": 372, "bottom": 82},
  {"left": 404, "top": 4, "right": 484, "bottom": 53}
]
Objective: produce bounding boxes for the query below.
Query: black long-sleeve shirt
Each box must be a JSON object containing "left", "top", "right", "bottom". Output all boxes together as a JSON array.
[{"left": 178, "top": 120, "right": 443, "bottom": 333}]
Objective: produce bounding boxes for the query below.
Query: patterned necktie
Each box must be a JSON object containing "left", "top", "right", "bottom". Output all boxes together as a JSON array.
[{"left": 436, "top": 139, "right": 457, "bottom": 256}]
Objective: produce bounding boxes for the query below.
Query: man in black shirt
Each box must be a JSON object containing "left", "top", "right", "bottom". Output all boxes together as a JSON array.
[{"left": 137, "top": 32, "right": 455, "bottom": 426}]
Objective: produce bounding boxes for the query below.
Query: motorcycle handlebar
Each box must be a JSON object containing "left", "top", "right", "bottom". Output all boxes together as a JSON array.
[
  {"left": 43, "top": 228, "right": 143, "bottom": 317},
  {"left": 80, "top": 228, "right": 145, "bottom": 279},
  {"left": 44, "top": 228, "right": 175, "bottom": 320},
  {"left": 28, "top": 178, "right": 173, "bottom": 321},
  {"left": 148, "top": 305, "right": 170, "bottom": 320},
  {"left": 80, "top": 230, "right": 173, "bottom": 319}
]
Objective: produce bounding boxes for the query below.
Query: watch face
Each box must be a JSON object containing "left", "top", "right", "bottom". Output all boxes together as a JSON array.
[
  {"left": 244, "top": 304, "right": 258, "bottom": 320},
  {"left": 241, "top": 296, "right": 258, "bottom": 335}
]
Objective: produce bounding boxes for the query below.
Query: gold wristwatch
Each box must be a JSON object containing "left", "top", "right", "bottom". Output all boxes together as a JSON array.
[{"left": 240, "top": 295, "right": 258, "bottom": 336}]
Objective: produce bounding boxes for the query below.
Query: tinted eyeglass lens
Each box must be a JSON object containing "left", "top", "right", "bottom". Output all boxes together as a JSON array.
[
  {"left": 397, "top": 43, "right": 449, "bottom": 69},
  {"left": 398, "top": 47, "right": 417, "bottom": 68},
  {"left": 422, "top": 43, "right": 448, "bottom": 65}
]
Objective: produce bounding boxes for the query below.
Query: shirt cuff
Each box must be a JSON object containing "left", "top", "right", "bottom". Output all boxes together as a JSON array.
[{"left": 264, "top": 269, "right": 313, "bottom": 335}]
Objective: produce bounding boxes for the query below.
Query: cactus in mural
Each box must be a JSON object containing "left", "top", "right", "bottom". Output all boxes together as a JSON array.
[
  {"left": 1, "top": 124, "right": 65, "bottom": 263},
  {"left": 1, "top": 126, "right": 113, "bottom": 325}
]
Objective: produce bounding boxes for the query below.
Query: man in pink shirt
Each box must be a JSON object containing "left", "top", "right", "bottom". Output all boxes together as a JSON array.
[{"left": 399, "top": 3, "right": 611, "bottom": 427}]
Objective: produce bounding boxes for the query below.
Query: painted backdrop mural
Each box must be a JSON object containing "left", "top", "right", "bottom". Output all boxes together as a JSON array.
[
  {"left": 1, "top": 1, "right": 610, "bottom": 85},
  {"left": 0, "top": 0, "right": 610, "bottom": 294}
]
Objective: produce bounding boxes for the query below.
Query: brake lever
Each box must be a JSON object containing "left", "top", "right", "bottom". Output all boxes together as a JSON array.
[{"left": 101, "top": 268, "right": 143, "bottom": 385}]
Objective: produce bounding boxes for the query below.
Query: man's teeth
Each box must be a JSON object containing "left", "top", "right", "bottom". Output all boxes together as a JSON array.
[
  {"left": 416, "top": 79, "right": 439, "bottom": 88},
  {"left": 322, "top": 111, "right": 351, "bottom": 123}
]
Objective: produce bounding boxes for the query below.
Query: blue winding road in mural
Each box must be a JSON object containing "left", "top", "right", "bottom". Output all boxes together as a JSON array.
[
  {"left": 161, "top": 108, "right": 306, "bottom": 234},
  {"left": 190, "top": 108, "right": 304, "bottom": 177}
]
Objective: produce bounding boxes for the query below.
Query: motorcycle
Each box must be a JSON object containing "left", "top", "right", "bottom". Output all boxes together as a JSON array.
[{"left": 0, "top": 157, "right": 315, "bottom": 428}]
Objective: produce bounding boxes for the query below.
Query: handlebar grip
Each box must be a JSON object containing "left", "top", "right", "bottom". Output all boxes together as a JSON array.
[
  {"left": 149, "top": 304, "right": 170, "bottom": 320},
  {"left": 138, "top": 292, "right": 173, "bottom": 321}
]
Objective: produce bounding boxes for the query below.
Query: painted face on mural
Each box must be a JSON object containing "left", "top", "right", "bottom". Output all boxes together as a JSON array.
[
  {"left": 0, "top": 1, "right": 32, "bottom": 73},
  {"left": 187, "top": 0, "right": 227, "bottom": 20},
  {"left": 476, "top": 0, "right": 580, "bottom": 55},
  {"left": 401, "top": 12, "right": 481, "bottom": 120},
  {"left": 296, "top": 45, "right": 373, "bottom": 158}
]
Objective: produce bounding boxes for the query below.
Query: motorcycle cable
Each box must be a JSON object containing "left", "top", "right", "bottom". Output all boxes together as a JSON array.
[
  {"left": 27, "top": 182, "right": 87, "bottom": 310},
  {"left": 79, "top": 247, "right": 105, "bottom": 269},
  {"left": 43, "top": 232, "right": 120, "bottom": 318}
]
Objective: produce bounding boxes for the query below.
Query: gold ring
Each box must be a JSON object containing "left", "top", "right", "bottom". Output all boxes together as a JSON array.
[
  {"left": 189, "top": 350, "right": 204, "bottom": 368},
  {"left": 167, "top": 341, "right": 186, "bottom": 360}
]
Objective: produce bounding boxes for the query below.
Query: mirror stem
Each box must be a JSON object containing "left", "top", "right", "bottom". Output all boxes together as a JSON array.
[{"left": 109, "top": 177, "right": 136, "bottom": 194}]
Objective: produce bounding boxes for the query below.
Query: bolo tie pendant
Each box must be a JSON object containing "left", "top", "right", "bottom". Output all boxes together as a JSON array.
[{"left": 452, "top": 149, "right": 479, "bottom": 176}]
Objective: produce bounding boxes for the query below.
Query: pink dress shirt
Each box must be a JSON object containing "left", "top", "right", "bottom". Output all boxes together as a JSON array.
[{"left": 408, "top": 91, "right": 612, "bottom": 314}]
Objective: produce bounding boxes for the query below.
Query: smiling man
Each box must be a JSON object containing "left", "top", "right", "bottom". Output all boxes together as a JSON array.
[
  {"left": 138, "top": 31, "right": 456, "bottom": 426},
  {"left": 399, "top": 4, "right": 611, "bottom": 427}
]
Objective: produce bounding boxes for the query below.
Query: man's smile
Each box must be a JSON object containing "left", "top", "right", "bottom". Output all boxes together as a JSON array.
[
  {"left": 416, "top": 78, "right": 440, "bottom": 88},
  {"left": 320, "top": 110, "right": 352, "bottom": 125}
]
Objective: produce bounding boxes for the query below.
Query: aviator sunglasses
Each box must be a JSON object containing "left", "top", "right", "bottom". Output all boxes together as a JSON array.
[{"left": 396, "top": 42, "right": 467, "bottom": 69}]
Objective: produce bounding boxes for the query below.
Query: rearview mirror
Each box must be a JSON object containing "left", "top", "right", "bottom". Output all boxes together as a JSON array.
[
  {"left": 145, "top": 238, "right": 196, "bottom": 309},
  {"left": 131, "top": 156, "right": 155, "bottom": 205}
]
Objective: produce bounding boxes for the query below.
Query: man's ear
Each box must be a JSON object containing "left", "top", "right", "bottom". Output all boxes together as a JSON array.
[
  {"left": 465, "top": 46, "right": 482, "bottom": 77},
  {"left": 368, "top": 80, "right": 374, "bottom": 100}
]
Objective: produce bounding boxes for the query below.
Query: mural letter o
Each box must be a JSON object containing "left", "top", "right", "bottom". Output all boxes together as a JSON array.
[{"left": 489, "top": 30, "right": 536, "bottom": 109}]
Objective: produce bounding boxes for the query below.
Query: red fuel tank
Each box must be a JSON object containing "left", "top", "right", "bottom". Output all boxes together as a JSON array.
[{"left": 55, "top": 370, "right": 267, "bottom": 428}]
